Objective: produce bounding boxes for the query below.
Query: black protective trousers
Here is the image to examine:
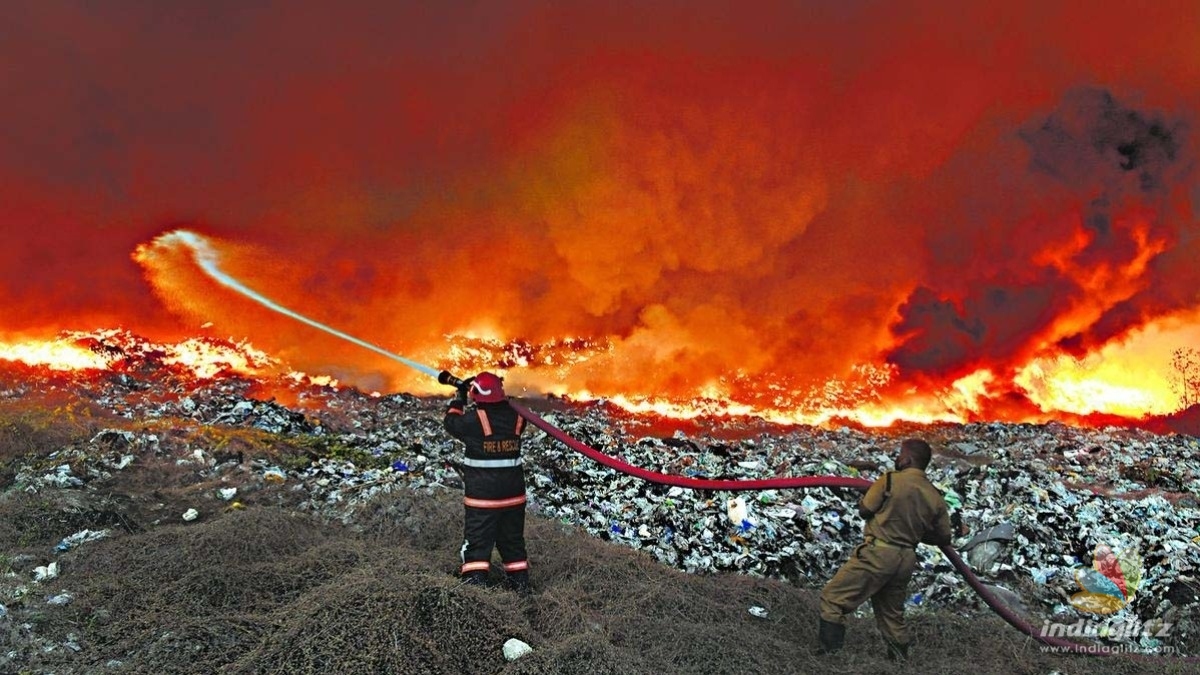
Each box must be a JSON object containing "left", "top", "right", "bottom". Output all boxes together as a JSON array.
[
  {"left": 461, "top": 504, "right": 527, "bottom": 572},
  {"left": 458, "top": 465, "right": 529, "bottom": 582}
]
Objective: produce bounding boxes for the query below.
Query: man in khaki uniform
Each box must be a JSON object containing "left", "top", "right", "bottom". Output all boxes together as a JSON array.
[{"left": 817, "top": 438, "right": 959, "bottom": 660}]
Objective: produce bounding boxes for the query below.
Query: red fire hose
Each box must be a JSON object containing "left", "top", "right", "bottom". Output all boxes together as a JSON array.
[{"left": 510, "top": 400, "right": 1192, "bottom": 660}]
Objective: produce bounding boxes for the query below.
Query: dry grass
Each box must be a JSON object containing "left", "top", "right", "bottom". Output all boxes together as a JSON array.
[
  {"left": 0, "top": 394, "right": 1192, "bottom": 675},
  {"left": 5, "top": 490, "right": 1187, "bottom": 675}
]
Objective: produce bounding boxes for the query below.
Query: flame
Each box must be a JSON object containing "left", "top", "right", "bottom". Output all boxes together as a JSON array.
[
  {"left": 1015, "top": 315, "right": 1195, "bottom": 417},
  {"left": 468, "top": 317, "right": 1190, "bottom": 427},
  {"left": 0, "top": 339, "right": 111, "bottom": 371},
  {"left": 6, "top": 4, "right": 1200, "bottom": 434},
  {"left": 568, "top": 369, "right": 988, "bottom": 428},
  {"left": 0, "top": 331, "right": 278, "bottom": 381},
  {"left": 112, "top": 82, "right": 1200, "bottom": 433},
  {"left": 0, "top": 320, "right": 1192, "bottom": 431},
  {"left": 158, "top": 337, "right": 276, "bottom": 379}
]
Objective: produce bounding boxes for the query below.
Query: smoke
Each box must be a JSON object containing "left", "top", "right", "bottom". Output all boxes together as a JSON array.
[
  {"left": 5, "top": 1, "right": 1200, "bottom": 414},
  {"left": 886, "top": 88, "right": 1197, "bottom": 388}
]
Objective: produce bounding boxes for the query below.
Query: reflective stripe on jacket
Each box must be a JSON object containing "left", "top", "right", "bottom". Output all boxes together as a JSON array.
[{"left": 444, "top": 400, "right": 526, "bottom": 500}]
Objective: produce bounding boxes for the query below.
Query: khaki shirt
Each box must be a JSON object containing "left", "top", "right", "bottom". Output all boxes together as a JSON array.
[{"left": 858, "top": 467, "right": 952, "bottom": 548}]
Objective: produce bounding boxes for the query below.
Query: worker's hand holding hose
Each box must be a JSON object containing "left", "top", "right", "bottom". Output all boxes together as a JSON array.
[
  {"left": 458, "top": 376, "right": 475, "bottom": 397},
  {"left": 440, "top": 370, "right": 471, "bottom": 410}
]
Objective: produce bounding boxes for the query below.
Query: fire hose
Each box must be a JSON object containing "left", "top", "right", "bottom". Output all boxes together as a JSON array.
[
  {"left": 507, "top": 399, "right": 1188, "bottom": 659},
  {"left": 167, "top": 233, "right": 1188, "bottom": 660}
]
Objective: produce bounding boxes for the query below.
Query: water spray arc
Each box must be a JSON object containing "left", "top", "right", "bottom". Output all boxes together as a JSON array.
[
  {"left": 164, "top": 228, "right": 1187, "bottom": 661},
  {"left": 167, "top": 230, "right": 439, "bottom": 379}
]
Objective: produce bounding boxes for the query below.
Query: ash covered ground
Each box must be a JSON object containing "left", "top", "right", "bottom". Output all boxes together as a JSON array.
[{"left": 0, "top": 332, "right": 1197, "bottom": 674}]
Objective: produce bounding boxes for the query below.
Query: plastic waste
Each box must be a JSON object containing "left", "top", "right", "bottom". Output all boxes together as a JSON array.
[
  {"left": 748, "top": 606, "right": 769, "bottom": 618},
  {"left": 34, "top": 562, "right": 59, "bottom": 582},
  {"left": 727, "top": 498, "right": 748, "bottom": 526},
  {"left": 47, "top": 592, "right": 74, "bottom": 605},
  {"left": 959, "top": 522, "right": 1015, "bottom": 574},
  {"left": 965, "top": 541, "right": 1002, "bottom": 573},
  {"left": 942, "top": 489, "right": 963, "bottom": 511},
  {"left": 56, "top": 529, "right": 111, "bottom": 553},
  {"left": 182, "top": 508, "right": 199, "bottom": 522},
  {"left": 1029, "top": 568, "right": 1056, "bottom": 584},
  {"left": 503, "top": 638, "right": 533, "bottom": 661}
]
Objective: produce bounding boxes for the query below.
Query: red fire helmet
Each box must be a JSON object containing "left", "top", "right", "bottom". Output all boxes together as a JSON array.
[{"left": 469, "top": 372, "right": 506, "bottom": 403}]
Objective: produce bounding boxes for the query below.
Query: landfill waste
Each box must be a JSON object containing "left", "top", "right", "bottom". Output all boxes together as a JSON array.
[
  {"left": 46, "top": 593, "right": 73, "bottom": 606},
  {"left": 748, "top": 606, "right": 769, "bottom": 618},
  {"left": 1, "top": 330, "right": 1198, "bottom": 654},
  {"left": 55, "top": 529, "right": 111, "bottom": 553},
  {"left": 33, "top": 563, "right": 59, "bottom": 583},
  {"left": 182, "top": 509, "right": 199, "bottom": 522},
  {"left": 959, "top": 522, "right": 1016, "bottom": 574},
  {"left": 217, "top": 487, "right": 238, "bottom": 501},
  {"left": 727, "top": 497, "right": 749, "bottom": 525},
  {"left": 502, "top": 638, "right": 533, "bottom": 661},
  {"left": 36, "top": 465, "right": 83, "bottom": 489}
]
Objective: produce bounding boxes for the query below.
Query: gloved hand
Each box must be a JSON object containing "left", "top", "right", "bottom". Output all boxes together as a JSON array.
[{"left": 455, "top": 376, "right": 475, "bottom": 399}]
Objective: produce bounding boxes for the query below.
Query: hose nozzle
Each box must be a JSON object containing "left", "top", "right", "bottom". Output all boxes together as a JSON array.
[{"left": 438, "top": 370, "right": 466, "bottom": 388}]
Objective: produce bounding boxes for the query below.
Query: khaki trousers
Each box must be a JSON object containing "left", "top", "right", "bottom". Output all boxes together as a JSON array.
[{"left": 819, "top": 541, "right": 917, "bottom": 647}]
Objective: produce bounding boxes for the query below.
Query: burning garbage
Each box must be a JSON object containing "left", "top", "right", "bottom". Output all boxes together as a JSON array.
[{"left": 0, "top": 329, "right": 1197, "bottom": 659}]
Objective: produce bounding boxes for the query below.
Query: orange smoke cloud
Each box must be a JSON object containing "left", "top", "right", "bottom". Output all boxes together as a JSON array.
[{"left": 5, "top": 1, "right": 1200, "bottom": 423}]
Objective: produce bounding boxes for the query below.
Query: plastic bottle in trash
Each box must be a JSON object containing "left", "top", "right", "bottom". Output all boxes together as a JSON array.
[{"left": 727, "top": 498, "right": 748, "bottom": 526}]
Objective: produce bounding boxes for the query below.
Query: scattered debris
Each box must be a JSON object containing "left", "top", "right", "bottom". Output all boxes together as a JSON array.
[
  {"left": 33, "top": 563, "right": 59, "bottom": 583},
  {"left": 502, "top": 637, "right": 533, "bottom": 661},
  {"left": 55, "top": 529, "right": 111, "bottom": 553},
  {"left": 46, "top": 593, "right": 73, "bottom": 606}
]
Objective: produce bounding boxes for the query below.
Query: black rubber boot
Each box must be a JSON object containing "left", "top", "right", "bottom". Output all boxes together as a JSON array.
[
  {"left": 816, "top": 619, "right": 845, "bottom": 654},
  {"left": 505, "top": 571, "right": 532, "bottom": 596},
  {"left": 461, "top": 571, "right": 488, "bottom": 587},
  {"left": 885, "top": 640, "right": 909, "bottom": 661}
]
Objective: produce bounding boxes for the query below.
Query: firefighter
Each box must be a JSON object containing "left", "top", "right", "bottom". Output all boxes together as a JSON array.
[
  {"left": 817, "top": 438, "right": 963, "bottom": 660},
  {"left": 443, "top": 371, "right": 531, "bottom": 594}
]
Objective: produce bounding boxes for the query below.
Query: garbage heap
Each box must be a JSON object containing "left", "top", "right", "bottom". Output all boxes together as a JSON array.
[
  {"left": 272, "top": 394, "right": 1199, "bottom": 653},
  {"left": 4, "top": 338, "right": 1197, "bottom": 653}
]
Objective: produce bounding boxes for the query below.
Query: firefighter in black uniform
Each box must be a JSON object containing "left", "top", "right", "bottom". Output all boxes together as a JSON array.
[{"left": 443, "top": 371, "right": 531, "bottom": 593}]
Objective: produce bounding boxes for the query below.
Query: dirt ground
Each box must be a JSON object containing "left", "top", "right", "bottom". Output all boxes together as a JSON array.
[{"left": 1, "top": 485, "right": 1192, "bottom": 675}]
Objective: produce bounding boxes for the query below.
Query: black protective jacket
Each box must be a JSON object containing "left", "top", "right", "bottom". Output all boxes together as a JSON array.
[{"left": 443, "top": 399, "right": 526, "bottom": 501}]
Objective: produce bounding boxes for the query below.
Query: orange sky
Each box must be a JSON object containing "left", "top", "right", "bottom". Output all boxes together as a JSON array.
[{"left": 4, "top": 1, "right": 1200, "bottom": 414}]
